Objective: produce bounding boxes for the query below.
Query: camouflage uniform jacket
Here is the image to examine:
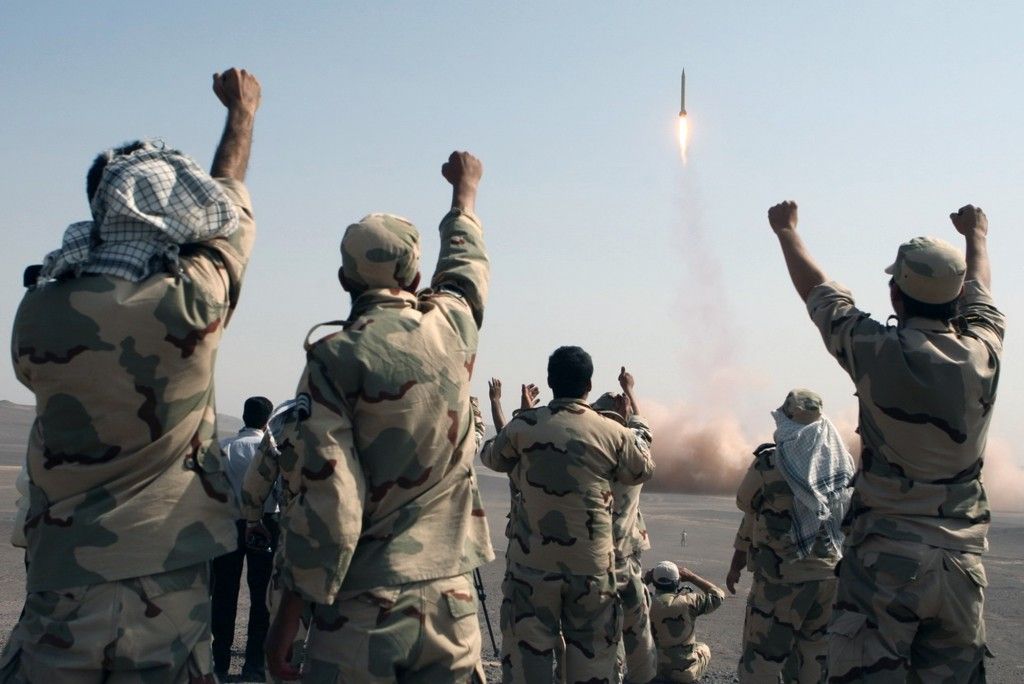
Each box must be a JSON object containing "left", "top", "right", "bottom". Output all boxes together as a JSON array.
[
  {"left": 612, "top": 417, "right": 653, "bottom": 561},
  {"left": 734, "top": 443, "right": 840, "bottom": 583},
  {"left": 807, "top": 280, "right": 1004, "bottom": 553},
  {"left": 480, "top": 402, "right": 654, "bottom": 574},
  {"left": 275, "top": 209, "right": 493, "bottom": 605},
  {"left": 650, "top": 584, "right": 724, "bottom": 650},
  {"left": 11, "top": 178, "right": 254, "bottom": 592}
]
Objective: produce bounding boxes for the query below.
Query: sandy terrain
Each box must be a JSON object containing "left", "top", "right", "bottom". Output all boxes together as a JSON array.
[{"left": 0, "top": 401, "right": 1020, "bottom": 681}]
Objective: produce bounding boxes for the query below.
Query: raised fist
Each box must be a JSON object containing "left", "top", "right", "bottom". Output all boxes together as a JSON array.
[
  {"left": 441, "top": 151, "right": 483, "bottom": 188},
  {"left": 768, "top": 200, "right": 798, "bottom": 233},
  {"left": 212, "top": 68, "right": 261, "bottom": 114}
]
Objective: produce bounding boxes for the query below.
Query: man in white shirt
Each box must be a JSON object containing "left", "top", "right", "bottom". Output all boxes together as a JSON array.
[{"left": 211, "top": 396, "right": 275, "bottom": 681}]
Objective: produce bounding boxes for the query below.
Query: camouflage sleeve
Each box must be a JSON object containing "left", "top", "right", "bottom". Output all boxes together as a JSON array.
[
  {"left": 480, "top": 422, "right": 519, "bottom": 473},
  {"left": 806, "top": 280, "right": 886, "bottom": 379},
  {"left": 430, "top": 209, "right": 489, "bottom": 329},
  {"left": 470, "top": 396, "right": 486, "bottom": 453},
  {"left": 276, "top": 356, "right": 366, "bottom": 605},
  {"left": 686, "top": 587, "right": 725, "bottom": 616},
  {"left": 958, "top": 279, "right": 1005, "bottom": 346},
  {"left": 183, "top": 178, "right": 257, "bottom": 324},
  {"left": 240, "top": 431, "right": 279, "bottom": 522},
  {"left": 614, "top": 415, "right": 655, "bottom": 485}
]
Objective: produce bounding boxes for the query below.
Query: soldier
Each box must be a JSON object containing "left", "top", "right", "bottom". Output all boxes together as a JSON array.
[
  {"left": 264, "top": 151, "right": 494, "bottom": 682},
  {"left": 481, "top": 346, "right": 655, "bottom": 684},
  {"left": 591, "top": 368, "right": 657, "bottom": 684},
  {"left": 726, "top": 390, "right": 854, "bottom": 683},
  {"left": 767, "top": 200, "right": 1003, "bottom": 681},
  {"left": 0, "top": 68, "right": 261, "bottom": 683},
  {"left": 646, "top": 561, "right": 724, "bottom": 683}
]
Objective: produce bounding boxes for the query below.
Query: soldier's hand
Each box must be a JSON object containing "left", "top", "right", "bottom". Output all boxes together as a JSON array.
[
  {"left": 612, "top": 393, "right": 631, "bottom": 420},
  {"left": 768, "top": 200, "right": 798, "bottom": 233},
  {"left": 950, "top": 204, "right": 988, "bottom": 237},
  {"left": 488, "top": 378, "right": 502, "bottom": 402},
  {"left": 726, "top": 567, "right": 742, "bottom": 594},
  {"left": 442, "top": 151, "right": 483, "bottom": 188},
  {"left": 266, "top": 591, "right": 304, "bottom": 680},
  {"left": 212, "top": 68, "right": 261, "bottom": 114},
  {"left": 521, "top": 383, "right": 540, "bottom": 410},
  {"left": 618, "top": 366, "right": 634, "bottom": 392}
]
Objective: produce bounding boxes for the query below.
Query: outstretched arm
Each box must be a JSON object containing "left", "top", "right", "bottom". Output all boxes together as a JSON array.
[
  {"left": 211, "top": 68, "right": 261, "bottom": 181},
  {"left": 950, "top": 204, "right": 990, "bottom": 289},
  {"left": 488, "top": 378, "right": 508, "bottom": 431},
  {"left": 769, "top": 201, "right": 828, "bottom": 301}
]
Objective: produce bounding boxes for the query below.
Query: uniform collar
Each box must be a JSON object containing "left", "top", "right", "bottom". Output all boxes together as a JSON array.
[
  {"left": 901, "top": 316, "right": 953, "bottom": 333},
  {"left": 548, "top": 397, "right": 591, "bottom": 410},
  {"left": 351, "top": 288, "right": 418, "bottom": 318}
]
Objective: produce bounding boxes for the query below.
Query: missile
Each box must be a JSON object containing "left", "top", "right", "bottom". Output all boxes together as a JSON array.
[{"left": 680, "top": 68, "right": 686, "bottom": 116}]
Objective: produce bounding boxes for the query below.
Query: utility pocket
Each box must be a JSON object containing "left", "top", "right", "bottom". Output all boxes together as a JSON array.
[{"left": 862, "top": 550, "right": 921, "bottom": 589}]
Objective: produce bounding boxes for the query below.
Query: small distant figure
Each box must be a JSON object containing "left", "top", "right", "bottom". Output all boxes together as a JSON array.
[
  {"left": 680, "top": 530, "right": 687, "bottom": 547},
  {"left": 647, "top": 561, "right": 725, "bottom": 683}
]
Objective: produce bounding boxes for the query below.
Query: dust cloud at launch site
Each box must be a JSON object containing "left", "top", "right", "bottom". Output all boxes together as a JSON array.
[{"left": 639, "top": 179, "right": 1024, "bottom": 512}]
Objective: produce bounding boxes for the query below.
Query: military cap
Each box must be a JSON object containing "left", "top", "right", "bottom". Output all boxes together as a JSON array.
[
  {"left": 652, "top": 561, "right": 681, "bottom": 586},
  {"left": 341, "top": 213, "right": 421, "bottom": 290},
  {"left": 590, "top": 392, "right": 626, "bottom": 424},
  {"left": 780, "top": 389, "right": 822, "bottom": 425},
  {"left": 885, "top": 236, "right": 966, "bottom": 305}
]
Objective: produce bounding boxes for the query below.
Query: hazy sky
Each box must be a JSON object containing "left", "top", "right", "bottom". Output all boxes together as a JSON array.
[{"left": 3, "top": 3, "right": 1023, "bottom": 472}]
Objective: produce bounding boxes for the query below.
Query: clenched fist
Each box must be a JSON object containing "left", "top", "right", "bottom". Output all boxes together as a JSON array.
[
  {"left": 768, "top": 200, "right": 798, "bottom": 233},
  {"left": 950, "top": 204, "right": 987, "bottom": 238},
  {"left": 442, "top": 151, "right": 483, "bottom": 189},
  {"left": 212, "top": 68, "right": 261, "bottom": 114}
]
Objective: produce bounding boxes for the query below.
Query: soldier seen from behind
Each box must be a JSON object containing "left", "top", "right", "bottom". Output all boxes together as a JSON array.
[
  {"left": 726, "top": 389, "right": 853, "bottom": 683},
  {"left": 646, "top": 560, "right": 725, "bottom": 683},
  {"left": 591, "top": 368, "right": 657, "bottom": 684},
  {"left": 265, "top": 151, "right": 494, "bottom": 682},
  {"left": 0, "top": 68, "right": 261, "bottom": 682},
  {"left": 481, "top": 347, "right": 655, "bottom": 684},
  {"left": 767, "top": 200, "right": 1003, "bottom": 681}
]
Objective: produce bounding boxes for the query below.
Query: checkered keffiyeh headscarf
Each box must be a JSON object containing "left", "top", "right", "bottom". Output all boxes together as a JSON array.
[
  {"left": 772, "top": 410, "right": 855, "bottom": 559},
  {"left": 39, "top": 141, "right": 238, "bottom": 283}
]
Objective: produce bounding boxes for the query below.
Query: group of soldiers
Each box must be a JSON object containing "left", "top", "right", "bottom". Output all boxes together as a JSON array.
[{"left": 1, "top": 66, "right": 1003, "bottom": 684}]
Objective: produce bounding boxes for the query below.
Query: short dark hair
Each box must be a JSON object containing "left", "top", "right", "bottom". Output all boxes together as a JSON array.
[
  {"left": 896, "top": 287, "right": 958, "bottom": 322},
  {"left": 547, "top": 346, "right": 593, "bottom": 399},
  {"left": 86, "top": 140, "right": 148, "bottom": 202},
  {"left": 242, "top": 396, "right": 274, "bottom": 428}
]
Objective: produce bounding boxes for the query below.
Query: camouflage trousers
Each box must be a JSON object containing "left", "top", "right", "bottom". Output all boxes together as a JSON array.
[
  {"left": 0, "top": 563, "right": 214, "bottom": 684},
  {"left": 738, "top": 572, "right": 835, "bottom": 683},
  {"left": 302, "top": 571, "right": 485, "bottom": 683},
  {"left": 500, "top": 560, "right": 620, "bottom": 684},
  {"left": 827, "top": 535, "right": 988, "bottom": 683},
  {"left": 616, "top": 555, "right": 656, "bottom": 684},
  {"left": 654, "top": 641, "right": 711, "bottom": 683}
]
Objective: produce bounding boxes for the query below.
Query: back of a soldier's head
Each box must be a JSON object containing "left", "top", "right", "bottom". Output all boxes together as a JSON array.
[
  {"left": 651, "top": 560, "right": 680, "bottom": 589},
  {"left": 885, "top": 236, "right": 966, "bottom": 321},
  {"left": 243, "top": 396, "right": 273, "bottom": 429},
  {"left": 85, "top": 140, "right": 151, "bottom": 202},
  {"left": 780, "top": 388, "right": 822, "bottom": 425},
  {"left": 547, "top": 346, "right": 593, "bottom": 399},
  {"left": 339, "top": 213, "right": 422, "bottom": 296}
]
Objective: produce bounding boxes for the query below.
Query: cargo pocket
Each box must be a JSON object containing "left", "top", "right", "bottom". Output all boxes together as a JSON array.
[
  {"left": 441, "top": 576, "right": 480, "bottom": 651},
  {"left": 828, "top": 611, "right": 869, "bottom": 676},
  {"left": 863, "top": 550, "right": 921, "bottom": 590}
]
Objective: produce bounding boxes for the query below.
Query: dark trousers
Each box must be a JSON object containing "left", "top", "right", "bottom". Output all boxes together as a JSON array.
[{"left": 210, "top": 516, "right": 279, "bottom": 674}]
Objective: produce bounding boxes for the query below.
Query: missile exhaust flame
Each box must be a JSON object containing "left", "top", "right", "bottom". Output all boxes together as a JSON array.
[{"left": 677, "top": 68, "right": 689, "bottom": 161}]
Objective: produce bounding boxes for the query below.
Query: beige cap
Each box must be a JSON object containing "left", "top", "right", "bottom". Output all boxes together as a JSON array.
[
  {"left": 885, "top": 236, "right": 966, "bottom": 305},
  {"left": 780, "top": 389, "right": 822, "bottom": 425},
  {"left": 340, "top": 213, "right": 421, "bottom": 291},
  {"left": 652, "top": 561, "right": 680, "bottom": 586}
]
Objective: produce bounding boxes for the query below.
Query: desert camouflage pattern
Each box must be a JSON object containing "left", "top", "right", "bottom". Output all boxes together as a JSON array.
[
  {"left": 649, "top": 583, "right": 723, "bottom": 683},
  {"left": 274, "top": 208, "right": 492, "bottom": 605},
  {"left": 9, "top": 178, "right": 254, "bottom": 593},
  {"left": 240, "top": 430, "right": 286, "bottom": 523},
  {"left": 0, "top": 563, "right": 215, "bottom": 683},
  {"left": 616, "top": 555, "right": 656, "bottom": 684},
  {"left": 734, "top": 444, "right": 839, "bottom": 583},
  {"left": 828, "top": 535, "right": 987, "bottom": 682},
  {"left": 737, "top": 574, "right": 833, "bottom": 684},
  {"left": 806, "top": 279, "right": 1004, "bottom": 553},
  {"left": 480, "top": 405, "right": 654, "bottom": 574},
  {"left": 500, "top": 560, "right": 620, "bottom": 684},
  {"left": 340, "top": 213, "right": 421, "bottom": 291},
  {"left": 885, "top": 236, "right": 967, "bottom": 304},
  {"left": 301, "top": 572, "right": 483, "bottom": 683}
]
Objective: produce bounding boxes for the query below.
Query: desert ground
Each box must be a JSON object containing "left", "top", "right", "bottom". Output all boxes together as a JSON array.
[{"left": 0, "top": 401, "right": 1021, "bottom": 681}]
